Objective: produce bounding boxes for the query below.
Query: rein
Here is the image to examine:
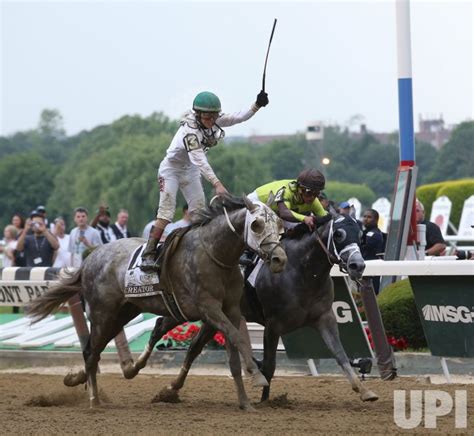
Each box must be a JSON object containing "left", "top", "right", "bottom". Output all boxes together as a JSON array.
[
  {"left": 199, "top": 222, "right": 237, "bottom": 270},
  {"left": 199, "top": 204, "right": 283, "bottom": 269},
  {"left": 314, "top": 218, "right": 360, "bottom": 274}
]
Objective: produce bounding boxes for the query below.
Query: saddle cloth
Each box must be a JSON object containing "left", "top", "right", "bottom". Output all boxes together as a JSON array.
[
  {"left": 124, "top": 243, "right": 161, "bottom": 298},
  {"left": 246, "top": 258, "right": 264, "bottom": 288}
]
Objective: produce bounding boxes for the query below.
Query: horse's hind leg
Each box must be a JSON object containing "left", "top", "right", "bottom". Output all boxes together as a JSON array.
[
  {"left": 315, "top": 312, "right": 378, "bottom": 402},
  {"left": 86, "top": 305, "right": 142, "bottom": 407},
  {"left": 126, "top": 316, "right": 179, "bottom": 379},
  {"left": 156, "top": 322, "right": 216, "bottom": 403}
]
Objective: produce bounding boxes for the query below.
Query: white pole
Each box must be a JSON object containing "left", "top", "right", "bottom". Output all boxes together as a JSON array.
[
  {"left": 440, "top": 357, "right": 452, "bottom": 384},
  {"left": 307, "top": 359, "right": 319, "bottom": 376}
]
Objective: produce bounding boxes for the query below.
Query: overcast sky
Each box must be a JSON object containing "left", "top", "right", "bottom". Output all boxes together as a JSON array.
[{"left": 1, "top": 0, "right": 472, "bottom": 138}]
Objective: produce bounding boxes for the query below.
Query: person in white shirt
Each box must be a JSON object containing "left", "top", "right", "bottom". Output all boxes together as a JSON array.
[
  {"left": 0, "top": 225, "right": 18, "bottom": 267},
  {"left": 161, "top": 204, "right": 191, "bottom": 241},
  {"left": 141, "top": 89, "right": 269, "bottom": 270},
  {"left": 68, "top": 207, "right": 102, "bottom": 267},
  {"left": 111, "top": 209, "right": 131, "bottom": 239},
  {"left": 52, "top": 217, "right": 71, "bottom": 268}
]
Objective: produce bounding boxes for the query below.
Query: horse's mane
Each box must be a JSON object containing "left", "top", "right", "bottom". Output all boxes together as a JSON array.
[
  {"left": 284, "top": 223, "right": 312, "bottom": 240},
  {"left": 284, "top": 212, "right": 337, "bottom": 241},
  {"left": 190, "top": 194, "right": 247, "bottom": 228}
]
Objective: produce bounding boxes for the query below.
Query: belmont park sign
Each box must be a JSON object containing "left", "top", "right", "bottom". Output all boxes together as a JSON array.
[{"left": 0, "top": 267, "right": 58, "bottom": 306}]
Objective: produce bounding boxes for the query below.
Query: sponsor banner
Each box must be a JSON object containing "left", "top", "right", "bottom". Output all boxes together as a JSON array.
[
  {"left": 281, "top": 277, "right": 373, "bottom": 359},
  {"left": 458, "top": 195, "right": 474, "bottom": 238},
  {"left": 429, "top": 195, "right": 452, "bottom": 236},
  {"left": 372, "top": 197, "right": 391, "bottom": 233},
  {"left": 410, "top": 276, "right": 474, "bottom": 357}
]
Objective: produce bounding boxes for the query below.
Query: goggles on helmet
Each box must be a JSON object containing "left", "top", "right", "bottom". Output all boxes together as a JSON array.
[
  {"left": 299, "top": 185, "right": 320, "bottom": 196},
  {"left": 199, "top": 112, "right": 220, "bottom": 122}
]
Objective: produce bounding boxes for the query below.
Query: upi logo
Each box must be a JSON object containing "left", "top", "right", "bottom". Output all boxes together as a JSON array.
[
  {"left": 422, "top": 304, "right": 474, "bottom": 323},
  {"left": 394, "top": 390, "right": 467, "bottom": 429}
]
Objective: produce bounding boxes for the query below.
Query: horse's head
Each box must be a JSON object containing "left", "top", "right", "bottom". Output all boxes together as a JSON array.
[
  {"left": 243, "top": 196, "right": 287, "bottom": 273},
  {"left": 321, "top": 211, "right": 365, "bottom": 280}
]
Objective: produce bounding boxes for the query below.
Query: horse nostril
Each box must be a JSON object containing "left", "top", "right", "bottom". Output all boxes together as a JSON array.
[
  {"left": 272, "top": 257, "right": 281, "bottom": 264},
  {"left": 349, "top": 262, "right": 364, "bottom": 272}
]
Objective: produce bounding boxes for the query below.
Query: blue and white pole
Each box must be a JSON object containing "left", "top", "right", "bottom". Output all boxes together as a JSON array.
[{"left": 396, "top": 0, "right": 415, "bottom": 167}]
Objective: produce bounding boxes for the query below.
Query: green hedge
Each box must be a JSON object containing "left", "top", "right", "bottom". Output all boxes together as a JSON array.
[
  {"left": 416, "top": 182, "right": 446, "bottom": 219},
  {"left": 437, "top": 180, "right": 474, "bottom": 227},
  {"left": 378, "top": 279, "right": 426, "bottom": 349},
  {"left": 325, "top": 181, "right": 376, "bottom": 208},
  {"left": 416, "top": 178, "right": 474, "bottom": 227}
]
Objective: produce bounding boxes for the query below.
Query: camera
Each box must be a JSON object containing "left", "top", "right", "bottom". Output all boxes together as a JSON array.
[{"left": 32, "top": 222, "right": 41, "bottom": 231}]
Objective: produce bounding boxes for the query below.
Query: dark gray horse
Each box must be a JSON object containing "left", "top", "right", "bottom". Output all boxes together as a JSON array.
[
  {"left": 27, "top": 196, "right": 287, "bottom": 411},
  {"left": 241, "top": 213, "right": 378, "bottom": 402}
]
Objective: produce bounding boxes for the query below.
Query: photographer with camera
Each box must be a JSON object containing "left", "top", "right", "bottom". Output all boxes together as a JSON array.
[{"left": 16, "top": 211, "right": 59, "bottom": 267}]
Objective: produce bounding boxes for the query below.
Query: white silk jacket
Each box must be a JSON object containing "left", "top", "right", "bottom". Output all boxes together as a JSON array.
[{"left": 160, "top": 104, "right": 259, "bottom": 185}]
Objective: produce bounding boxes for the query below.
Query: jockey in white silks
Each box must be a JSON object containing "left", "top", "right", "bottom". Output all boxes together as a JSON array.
[{"left": 140, "top": 90, "right": 269, "bottom": 271}]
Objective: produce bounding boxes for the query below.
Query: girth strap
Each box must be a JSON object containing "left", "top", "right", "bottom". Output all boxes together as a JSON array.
[{"left": 158, "top": 226, "right": 191, "bottom": 322}]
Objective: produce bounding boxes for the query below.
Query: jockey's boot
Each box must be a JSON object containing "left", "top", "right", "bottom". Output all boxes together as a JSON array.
[{"left": 140, "top": 226, "right": 164, "bottom": 272}]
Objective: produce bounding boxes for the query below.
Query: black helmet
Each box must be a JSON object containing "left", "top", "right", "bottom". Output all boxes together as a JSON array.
[{"left": 297, "top": 169, "right": 325, "bottom": 192}]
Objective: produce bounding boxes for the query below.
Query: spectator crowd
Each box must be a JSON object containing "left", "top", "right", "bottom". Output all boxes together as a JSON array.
[{"left": 0, "top": 204, "right": 135, "bottom": 269}]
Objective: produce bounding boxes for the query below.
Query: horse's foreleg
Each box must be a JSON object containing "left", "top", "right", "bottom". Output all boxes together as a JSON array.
[
  {"left": 260, "top": 324, "right": 280, "bottom": 402},
  {"left": 126, "top": 316, "right": 179, "bottom": 379},
  {"left": 155, "top": 322, "right": 216, "bottom": 403},
  {"left": 203, "top": 305, "right": 265, "bottom": 386},
  {"left": 227, "top": 339, "right": 255, "bottom": 412},
  {"left": 316, "top": 313, "right": 378, "bottom": 402}
]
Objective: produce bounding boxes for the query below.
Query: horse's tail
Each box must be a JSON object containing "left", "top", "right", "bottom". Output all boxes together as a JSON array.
[{"left": 26, "top": 268, "right": 83, "bottom": 323}]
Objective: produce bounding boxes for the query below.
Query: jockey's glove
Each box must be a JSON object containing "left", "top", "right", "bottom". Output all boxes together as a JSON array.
[{"left": 256, "top": 90, "right": 269, "bottom": 108}]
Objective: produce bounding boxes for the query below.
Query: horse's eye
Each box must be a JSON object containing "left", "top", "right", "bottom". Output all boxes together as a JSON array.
[
  {"left": 250, "top": 217, "right": 265, "bottom": 234},
  {"left": 334, "top": 229, "right": 347, "bottom": 243}
]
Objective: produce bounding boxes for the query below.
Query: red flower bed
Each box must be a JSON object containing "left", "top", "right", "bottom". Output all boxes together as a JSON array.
[
  {"left": 159, "top": 322, "right": 226, "bottom": 349},
  {"left": 364, "top": 327, "right": 408, "bottom": 351}
]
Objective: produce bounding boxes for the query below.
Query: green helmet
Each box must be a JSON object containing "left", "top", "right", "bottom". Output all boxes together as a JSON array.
[{"left": 193, "top": 91, "right": 221, "bottom": 112}]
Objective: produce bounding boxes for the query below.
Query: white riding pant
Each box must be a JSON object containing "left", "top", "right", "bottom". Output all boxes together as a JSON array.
[{"left": 156, "top": 161, "right": 206, "bottom": 222}]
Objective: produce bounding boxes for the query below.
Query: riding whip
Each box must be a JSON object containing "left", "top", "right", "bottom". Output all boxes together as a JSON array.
[{"left": 262, "top": 18, "right": 277, "bottom": 92}]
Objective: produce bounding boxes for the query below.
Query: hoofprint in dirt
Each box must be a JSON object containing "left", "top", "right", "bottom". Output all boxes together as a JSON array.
[{"left": 1, "top": 374, "right": 473, "bottom": 434}]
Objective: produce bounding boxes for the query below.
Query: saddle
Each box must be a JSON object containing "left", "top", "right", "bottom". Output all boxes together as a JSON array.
[{"left": 124, "top": 226, "right": 192, "bottom": 322}]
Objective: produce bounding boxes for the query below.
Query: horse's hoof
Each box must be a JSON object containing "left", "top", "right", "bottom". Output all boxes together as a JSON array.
[
  {"left": 63, "top": 371, "right": 87, "bottom": 387},
  {"left": 122, "top": 362, "right": 138, "bottom": 380},
  {"left": 89, "top": 397, "right": 100, "bottom": 408},
  {"left": 252, "top": 371, "right": 269, "bottom": 388},
  {"left": 361, "top": 390, "right": 378, "bottom": 402},
  {"left": 152, "top": 387, "right": 181, "bottom": 404},
  {"left": 240, "top": 403, "right": 257, "bottom": 413}
]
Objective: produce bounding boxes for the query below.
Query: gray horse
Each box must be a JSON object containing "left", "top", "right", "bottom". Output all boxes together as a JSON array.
[
  {"left": 27, "top": 196, "right": 287, "bottom": 411},
  {"left": 241, "top": 213, "right": 378, "bottom": 402}
]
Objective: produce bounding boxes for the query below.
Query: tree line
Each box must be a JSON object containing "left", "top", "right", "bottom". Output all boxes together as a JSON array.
[{"left": 0, "top": 109, "right": 472, "bottom": 235}]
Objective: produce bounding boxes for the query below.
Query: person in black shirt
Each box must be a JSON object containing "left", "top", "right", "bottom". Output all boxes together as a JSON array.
[
  {"left": 361, "top": 208, "right": 385, "bottom": 294},
  {"left": 16, "top": 211, "right": 59, "bottom": 267}
]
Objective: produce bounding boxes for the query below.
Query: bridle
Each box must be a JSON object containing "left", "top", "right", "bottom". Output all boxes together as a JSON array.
[
  {"left": 314, "top": 217, "right": 361, "bottom": 274},
  {"left": 200, "top": 203, "right": 283, "bottom": 269}
]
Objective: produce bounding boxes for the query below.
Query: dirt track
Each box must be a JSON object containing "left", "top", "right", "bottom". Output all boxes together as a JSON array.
[{"left": 1, "top": 373, "right": 473, "bottom": 434}]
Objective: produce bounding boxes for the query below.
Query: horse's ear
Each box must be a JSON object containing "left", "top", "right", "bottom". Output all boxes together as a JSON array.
[
  {"left": 267, "top": 191, "right": 275, "bottom": 207},
  {"left": 328, "top": 205, "right": 338, "bottom": 218},
  {"left": 243, "top": 195, "right": 258, "bottom": 211}
]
